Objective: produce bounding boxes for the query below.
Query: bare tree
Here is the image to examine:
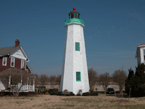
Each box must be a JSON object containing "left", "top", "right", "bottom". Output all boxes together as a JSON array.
[
  {"left": 33, "top": 73, "right": 39, "bottom": 85},
  {"left": 56, "top": 74, "right": 61, "bottom": 86},
  {"left": 99, "top": 72, "right": 110, "bottom": 94},
  {"left": 88, "top": 68, "right": 98, "bottom": 90},
  {"left": 39, "top": 74, "right": 49, "bottom": 86},
  {"left": 0, "top": 68, "right": 34, "bottom": 96},
  {"left": 112, "top": 69, "right": 127, "bottom": 94},
  {"left": 38, "top": 74, "right": 61, "bottom": 89},
  {"left": 48, "top": 75, "right": 57, "bottom": 85}
]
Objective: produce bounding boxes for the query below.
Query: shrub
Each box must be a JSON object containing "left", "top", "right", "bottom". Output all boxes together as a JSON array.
[
  {"left": 63, "top": 89, "right": 69, "bottom": 94},
  {"left": 0, "top": 93, "right": 4, "bottom": 96},
  {"left": 77, "top": 93, "right": 81, "bottom": 96},
  {"left": 41, "top": 90, "right": 47, "bottom": 94},
  {"left": 90, "top": 91, "right": 98, "bottom": 96},
  {"left": 69, "top": 92, "right": 75, "bottom": 96},
  {"left": 62, "top": 89, "right": 70, "bottom": 96},
  {"left": 19, "top": 92, "right": 28, "bottom": 96},
  {"left": 48, "top": 89, "right": 58, "bottom": 95},
  {"left": 57, "top": 91, "right": 62, "bottom": 95},
  {"left": 66, "top": 94, "right": 70, "bottom": 96},
  {"left": 125, "top": 64, "right": 145, "bottom": 97},
  {"left": 82, "top": 92, "right": 90, "bottom": 96}
]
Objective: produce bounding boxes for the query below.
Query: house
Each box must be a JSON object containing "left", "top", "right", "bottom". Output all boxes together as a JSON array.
[
  {"left": 0, "top": 40, "right": 32, "bottom": 73},
  {"left": 135, "top": 44, "right": 145, "bottom": 64}
]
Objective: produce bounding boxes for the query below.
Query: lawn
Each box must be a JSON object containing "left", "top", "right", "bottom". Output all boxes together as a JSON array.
[{"left": 0, "top": 94, "right": 145, "bottom": 109}]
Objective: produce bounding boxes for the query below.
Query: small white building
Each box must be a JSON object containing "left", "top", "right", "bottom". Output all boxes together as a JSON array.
[
  {"left": 93, "top": 82, "right": 125, "bottom": 92},
  {"left": 135, "top": 44, "right": 145, "bottom": 64}
]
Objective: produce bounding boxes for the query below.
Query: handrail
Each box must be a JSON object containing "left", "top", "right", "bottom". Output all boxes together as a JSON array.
[{"left": 65, "top": 18, "right": 84, "bottom": 26}]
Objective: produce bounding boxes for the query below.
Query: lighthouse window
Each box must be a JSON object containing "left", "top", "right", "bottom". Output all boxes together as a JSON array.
[
  {"left": 76, "top": 72, "right": 81, "bottom": 81},
  {"left": 74, "top": 14, "right": 78, "bottom": 18},
  {"left": 71, "top": 14, "right": 74, "bottom": 18},
  {"left": 2, "top": 57, "right": 7, "bottom": 66},
  {"left": 10, "top": 57, "right": 15, "bottom": 67},
  {"left": 70, "top": 13, "right": 79, "bottom": 19},
  {"left": 75, "top": 42, "right": 80, "bottom": 51}
]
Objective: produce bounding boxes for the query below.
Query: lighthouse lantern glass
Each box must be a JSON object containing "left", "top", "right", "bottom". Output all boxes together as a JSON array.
[{"left": 69, "top": 13, "right": 80, "bottom": 19}]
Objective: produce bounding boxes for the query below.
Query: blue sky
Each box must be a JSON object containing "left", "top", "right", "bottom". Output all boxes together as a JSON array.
[{"left": 0, "top": 0, "right": 145, "bottom": 76}]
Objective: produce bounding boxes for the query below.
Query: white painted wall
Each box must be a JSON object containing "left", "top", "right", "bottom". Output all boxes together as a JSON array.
[
  {"left": 140, "top": 47, "right": 145, "bottom": 64},
  {"left": 60, "top": 23, "right": 89, "bottom": 95}
]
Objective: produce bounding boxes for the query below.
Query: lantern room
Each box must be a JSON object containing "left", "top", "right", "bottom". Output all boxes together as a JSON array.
[
  {"left": 65, "top": 7, "right": 84, "bottom": 26},
  {"left": 68, "top": 7, "right": 80, "bottom": 19}
]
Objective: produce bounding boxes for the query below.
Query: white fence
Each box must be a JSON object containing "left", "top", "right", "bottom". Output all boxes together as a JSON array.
[
  {"left": 3, "top": 84, "right": 35, "bottom": 92},
  {"left": 17, "top": 83, "right": 35, "bottom": 92}
]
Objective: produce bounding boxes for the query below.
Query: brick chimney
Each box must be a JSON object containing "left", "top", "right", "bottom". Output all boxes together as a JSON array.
[{"left": 15, "top": 39, "right": 20, "bottom": 47}]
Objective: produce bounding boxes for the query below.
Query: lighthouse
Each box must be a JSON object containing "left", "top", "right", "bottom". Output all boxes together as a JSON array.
[{"left": 60, "top": 8, "right": 90, "bottom": 95}]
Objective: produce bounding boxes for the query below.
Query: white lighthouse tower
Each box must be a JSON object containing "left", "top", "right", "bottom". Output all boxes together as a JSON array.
[{"left": 60, "top": 8, "right": 90, "bottom": 95}]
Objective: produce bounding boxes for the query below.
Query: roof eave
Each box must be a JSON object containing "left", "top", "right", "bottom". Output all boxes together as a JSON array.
[
  {"left": 19, "top": 46, "right": 30, "bottom": 61},
  {"left": 0, "top": 54, "right": 10, "bottom": 57},
  {"left": 137, "top": 45, "right": 145, "bottom": 47}
]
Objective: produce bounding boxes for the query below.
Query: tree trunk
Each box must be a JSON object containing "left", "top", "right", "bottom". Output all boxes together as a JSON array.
[{"left": 11, "top": 84, "right": 22, "bottom": 96}]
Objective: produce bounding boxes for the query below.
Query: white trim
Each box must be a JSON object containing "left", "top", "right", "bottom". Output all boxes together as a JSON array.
[
  {"left": 138, "top": 45, "right": 145, "bottom": 47},
  {"left": 10, "top": 57, "right": 15, "bottom": 67},
  {"left": 20, "top": 46, "right": 29, "bottom": 62},
  {"left": 11, "top": 48, "right": 26, "bottom": 61},
  {"left": 26, "top": 64, "right": 32, "bottom": 73},
  {"left": 2, "top": 57, "right": 7, "bottom": 66},
  {"left": 21, "top": 60, "right": 25, "bottom": 69},
  {"left": 10, "top": 46, "right": 29, "bottom": 62}
]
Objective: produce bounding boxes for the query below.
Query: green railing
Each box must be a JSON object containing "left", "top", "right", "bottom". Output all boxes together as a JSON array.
[{"left": 65, "top": 18, "right": 84, "bottom": 26}]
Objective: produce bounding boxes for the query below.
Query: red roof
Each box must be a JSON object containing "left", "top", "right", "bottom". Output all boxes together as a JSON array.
[{"left": 70, "top": 7, "right": 78, "bottom": 13}]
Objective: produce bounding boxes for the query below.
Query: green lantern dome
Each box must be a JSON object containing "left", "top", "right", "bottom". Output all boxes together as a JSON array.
[{"left": 65, "top": 7, "right": 84, "bottom": 26}]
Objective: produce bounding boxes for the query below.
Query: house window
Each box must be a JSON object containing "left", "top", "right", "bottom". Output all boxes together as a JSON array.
[
  {"left": 75, "top": 42, "right": 80, "bottom": 51},
  {"left": 21, "top": 60, "right": 24, "bottom": 69},
  {"left": 76, "top": 72, "right": 81, "bottom": 81},
  {"left": 2, "top": 57, "right": 7, "bottom": 66},
  {"left": 11, "top": 57, "right": 15, "bottom": 67}
]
